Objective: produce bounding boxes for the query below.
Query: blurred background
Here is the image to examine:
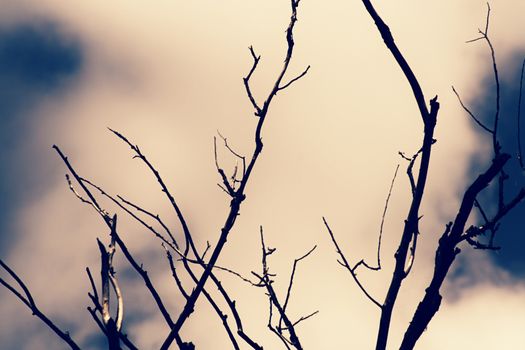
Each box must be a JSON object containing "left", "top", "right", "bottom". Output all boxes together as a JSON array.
[{"left": 0, "top": 1, "right": 524, "bottom": 348}]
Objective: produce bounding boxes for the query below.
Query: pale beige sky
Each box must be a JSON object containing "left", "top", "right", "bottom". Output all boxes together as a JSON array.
[{"left": 1, "top": 1, "right": 524, "bottom": 349}]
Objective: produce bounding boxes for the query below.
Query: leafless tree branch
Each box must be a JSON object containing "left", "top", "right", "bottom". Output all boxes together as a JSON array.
[
  {"left": 160, "top": 1, "right": 308, "bottom": 347},
  {"left": 0, "top": 260, "right": 81, "bottom": 350},
  {"left": 400, "top": 152, "right": 513, "bottom": 349},
  {"left": 517, "top": 58, "right": 525, "bottom": 168},
  {"left": 452, "top": 86, "right": 494, "bottom": 133},
  {"left": 323, "top": 217, "right": 382, "bottom": 308},
  {"left": 465, "top": 3, "right": 501, "bottom": 154},
  {"left": 251, "top": 226, "right": 312, "bottom": 350}
]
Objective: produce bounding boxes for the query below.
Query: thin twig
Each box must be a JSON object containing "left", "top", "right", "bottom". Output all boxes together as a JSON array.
[
  {"left": 517, "top": 58, "right": 525, "bottom": 168},
  {"left": 452, "top": 86, "right": 493, "bottom": 133},
  {"left": 279, "top": 246, "right": 317, "bottom": 330},
  {"left": 323, "top": 217, "right": 382, "bottom": 308},
  {"left": 117, "top": 194, "right": 179, "bottom": 249},
  {"left": 465, "top": 3, "right": 501, "bottom": 154},
  {"left": 243, "top": 46, "right": 263, "bottom": 116},
  {"left": 278, "top": 65, "right": 311, "bottom": 91},
  {"left": 163, "top": 244, "right": 189, "bottom": 300},
  {"left": 364, "top": 164, "right": 399, "bottom": 272},
  {"left": 253, "top": 226, "right": 306, "bottom": 350},
  {"left": 109, "top": 128, "right": 199, "bottom": 259},
  {"left": 0, "top": 260, "right": 81, "bottom": 350},
  {"left": 291, "top": 310, "right": 320, "bottom": 327},
  {"left": 83, "top": 178, "right": 179, "bottom": 252},
  {"left": 160, "top": 1, "right": 308, "bottom": 347}
]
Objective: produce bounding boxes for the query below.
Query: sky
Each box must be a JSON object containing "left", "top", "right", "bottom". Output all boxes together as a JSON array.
[{"left": 0, "top": 1, "right": 524, "bottom": 349}]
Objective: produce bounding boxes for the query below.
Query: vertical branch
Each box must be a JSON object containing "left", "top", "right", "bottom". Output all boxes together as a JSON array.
[
  {"left": 251, "top": 227, "right": 314, "bottom": 350},
  {"left": 486, "top": 4, "right": 501, "bottom": 155},
  {"left": 160, "top": 1, "right": 308, "bottom": 348},
  {"left": 97, "top": 215, "right": 121, "bottom": 350},
  {"left": 517, "top": 58, "right": 525, "bottom": 168},
  {"left": 98, "top": 238, "right": 120, "bottom": 350},
  {"left": 360, "top": 0, "right": 431, "bottom": 123},
  {"left": 375, "top": 164, "right": 400, "bottom": 271},
  {"left": 358, "top": 2, "right": 440, "bottom": 349},
  {"left": 279, "top": 245, "right": 317, "bottom": 330},
  {"left": 465, "top": 3, "right": 501, "bottom": 154}
]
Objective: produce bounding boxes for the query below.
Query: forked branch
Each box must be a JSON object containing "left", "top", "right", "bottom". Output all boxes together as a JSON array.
[{"left": 160, "top": 1, "right": 308, "bottom": 347}]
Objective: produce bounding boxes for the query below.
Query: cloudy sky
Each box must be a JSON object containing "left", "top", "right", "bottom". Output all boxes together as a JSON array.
[{"left": 0, "top": 1, "right": 524, "bottom": 349}]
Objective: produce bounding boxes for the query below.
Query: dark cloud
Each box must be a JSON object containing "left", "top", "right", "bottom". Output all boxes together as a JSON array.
[
  {"left": 0, "top": 20, "right": 83, "bottom": 253},
  {"left": 462, "top": 52, "right": 525, "bottom": 279},
  {"left": 0, "top": 21, "right": 82, "bottom": 117}
]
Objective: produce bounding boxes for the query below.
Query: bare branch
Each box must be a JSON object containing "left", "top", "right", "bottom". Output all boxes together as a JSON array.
[
  {"left": 291, "top": 310, "right": 319, "bottom": 328},
  {"left": 111, "top": 227, "right": 175, "bottom": 329},
  {"left": 208, "top": 271, "right": 264, "bottom": 350},
  {"left": 117, "top": 194, "right": 179, "bottom": 249},
  {"left": 86, "top": 267, "right": 100, "bottom": 309},
  {"left": 109, "top": 128, "right": 198, "bottom": 259},
  {"left": 163, "top": 244, "right": 189, "bottom": 300},
  {"left": 517, "top": 58, "right": 525, "bottom": 168},
  {"left": 279, "top": 245, "right": 317, "bottom": 331},
  {"left": 463, "top": 188, "right": 525, "bottom": 247},
  {"left": 452, "top": 86, "right": 494, "bottom": 134},
  {"left": 83, "top": 178, "right": 180, "bottom": 252},
  {"left": 360, "top": 0, "right": 433, "bottom": 124},
  {"left": 278, "top": 65, "right": 311, "bottom": 91},
  {"left": 243, "top": 46, "right": 263, "bottom": 115},
  {"left": 358, "top": 3, "right": 442, "bottom": 348},
  {"left": 267, "top": 298, "right": 292, "bottom": 350},
  {"left": 160, "top": 2, "right": 307, "bottom": 347},
  {"left": 362, "top": 164, "right": 399, "bottom": 272},
  {"left": 97, "top": 235, "right": 120, "bottom": 350},
  {"left": 253, "top": 227, "right": 306, "bottom": 350},
  {"left": 465, "top": 3, "right": 501, "bottom": 154},
  {"left": 323, "top": 217, "right": 381, "bottom": 308},
  {"left": 214, "top": 136, "right": 235, "bottom": 196},
  {"left": 0, "top": 260, "right": 81, "bottom": 350},
  {"left": 54, "top": 145, "right": 111, "bottom": 224},
  {"left": 400, "top": 152, "right": 511, "bottom": 349}
]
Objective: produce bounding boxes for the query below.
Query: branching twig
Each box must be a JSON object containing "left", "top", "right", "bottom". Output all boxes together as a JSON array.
[
  {"left": 356, "top": 164, "right": 399, "bottom": 273},
  {"left": 279, "top": 245, "right": 317, "bottom": 331},
  {"left": 323, "top": 217, "right": 381, "bottom": 308},
  {"left": 109, "top": 129, "right": 199, "bottom": 261},
  {"left": 465, "top": 3, "right": 501, "bottom": 154},
  {"left": 252, "top": 227, "right": 310, "bottom": 350},
  {"left": 243, "top": 46, "right": 263, "bottom": 116},
  {"left": 358, "top": 2, "right": 441, "bottom": 349},
  {"left": 83, "top": 178, "right": 179, "bottom": 252},
  {"left": 160, "top": 2, "right": 308, "bottom": 347},
  {"left": 400, "top": 152, "right": 512, "bottom": 349}
]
